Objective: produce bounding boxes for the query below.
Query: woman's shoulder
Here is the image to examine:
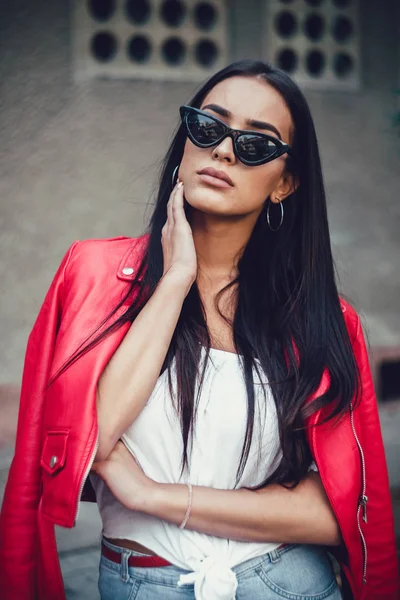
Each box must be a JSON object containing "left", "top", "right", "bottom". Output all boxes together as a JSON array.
[
  {"left": 65, "top": 234, "right": 149, "bottom": 280},
  {"left": 68, "top": 234, "right": 148, "bottom": 263}
]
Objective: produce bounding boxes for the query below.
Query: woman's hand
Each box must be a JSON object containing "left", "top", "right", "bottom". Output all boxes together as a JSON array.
[
  {"left": 91, "top": 441, "right": 157, "bottom": 511},
  {"left": 162, "top": 181, "right": 197, "bottom": 287}
]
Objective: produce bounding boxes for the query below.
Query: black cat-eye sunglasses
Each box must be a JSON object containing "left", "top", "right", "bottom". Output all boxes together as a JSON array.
[{"left": 179, "top": 105, "right": 292, "bottom": 167}]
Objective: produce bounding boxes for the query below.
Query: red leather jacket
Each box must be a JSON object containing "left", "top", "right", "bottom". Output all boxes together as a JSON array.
[{"left": 0, "top": 236, "right": 398, "bottom": 599}]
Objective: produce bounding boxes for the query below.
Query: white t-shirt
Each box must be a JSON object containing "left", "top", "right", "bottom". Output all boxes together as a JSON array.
[{"left": 91, "top": 347, "right": 316, "bottom": 599}]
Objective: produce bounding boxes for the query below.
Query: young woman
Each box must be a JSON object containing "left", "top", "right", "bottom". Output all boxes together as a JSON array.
[{"left": 0, "top": 60, "right": 398, "bottom": 600}]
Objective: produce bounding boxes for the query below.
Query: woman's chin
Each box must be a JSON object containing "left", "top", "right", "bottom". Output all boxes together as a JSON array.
[{"left": 184, "top": 188, "right": 235, "bottom": 215}]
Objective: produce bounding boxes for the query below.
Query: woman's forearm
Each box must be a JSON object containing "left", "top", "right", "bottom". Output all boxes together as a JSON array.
[
  {"left": 95, "top": 273, "right": 191, "bottom": 461},
  {"left": 143, "top": 471, "right": 341, "bottom": 547}
]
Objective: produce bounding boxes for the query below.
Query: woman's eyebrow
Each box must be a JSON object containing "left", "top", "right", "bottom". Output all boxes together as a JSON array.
[{"left": 202, "top": 103, "right": 282, "bottom": 140}]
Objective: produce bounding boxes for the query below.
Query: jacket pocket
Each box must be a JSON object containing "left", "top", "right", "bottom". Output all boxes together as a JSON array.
[{"left": 40, "top": 429, "right": 70, "bottom": 475}]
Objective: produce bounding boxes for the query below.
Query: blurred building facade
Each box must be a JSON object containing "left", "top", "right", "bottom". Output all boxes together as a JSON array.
[{"left": 73, "top": 0, "right": 362, "bottom": 91}]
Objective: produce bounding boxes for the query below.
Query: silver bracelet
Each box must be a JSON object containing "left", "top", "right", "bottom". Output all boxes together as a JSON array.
[{"left": 179, "top": 483, "right": 193, "bottom": 530}]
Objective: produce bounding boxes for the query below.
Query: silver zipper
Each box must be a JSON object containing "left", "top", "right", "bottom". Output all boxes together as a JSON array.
[
  {"left": 350, "top": 403, "right": 368, "bottom": 584},
  {"left": 74, "top": 435, "right": 99, "bottom": 524}
]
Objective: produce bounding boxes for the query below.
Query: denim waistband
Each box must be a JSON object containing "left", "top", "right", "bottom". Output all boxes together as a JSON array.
[{"left": 101, "top": 536, "right": 297, "bottom": 577}]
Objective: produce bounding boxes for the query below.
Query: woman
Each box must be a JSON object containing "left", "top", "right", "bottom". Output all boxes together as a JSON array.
[{"left": 0, "top": 60, "right": 398, "bottom": 600}]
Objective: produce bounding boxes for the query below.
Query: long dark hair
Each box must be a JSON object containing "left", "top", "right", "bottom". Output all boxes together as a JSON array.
[{"left": 54, "top": 60, "right": 360, "bottom": 489}]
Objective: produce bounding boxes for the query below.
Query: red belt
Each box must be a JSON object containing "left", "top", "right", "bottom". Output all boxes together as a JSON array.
[
  {"left": 102, "top": 542, "right": 290, "bottom": 569},
  {"left": 101, "top": 542, "right": 172, "bottom": 568}
]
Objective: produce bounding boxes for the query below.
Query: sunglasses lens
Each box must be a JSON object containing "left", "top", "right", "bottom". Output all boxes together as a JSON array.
[
  {"left": 182, "top": 108, "right": 282, "bottom": 165},
  {"left": 236, "top": 134, "right": 278, "bottom": 164},
  {"left": 185, "top": 112, "right": 225, "bottom": 146}
]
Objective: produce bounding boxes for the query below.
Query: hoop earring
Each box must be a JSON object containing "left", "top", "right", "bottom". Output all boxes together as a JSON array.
[
  {"left": 266, "top": 199, "right": 284, "bottom": 232},
  {"left": 172, "top": 165, "right": 180, "bottom": 187}
]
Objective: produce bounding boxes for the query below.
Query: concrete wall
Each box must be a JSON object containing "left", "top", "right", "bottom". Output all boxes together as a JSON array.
[{"left": 0, "top": 0, "right": 399, "bottom": 383}]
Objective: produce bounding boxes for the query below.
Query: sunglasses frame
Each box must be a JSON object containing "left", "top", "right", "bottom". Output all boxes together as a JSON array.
[{"left": 179, "top": 105, "right": 292, "bottom": 167}]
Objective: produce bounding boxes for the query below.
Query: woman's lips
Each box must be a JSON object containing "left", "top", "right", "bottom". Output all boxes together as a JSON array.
[{"left": 197, "top": 173, "right": 233, "bottom": 189}]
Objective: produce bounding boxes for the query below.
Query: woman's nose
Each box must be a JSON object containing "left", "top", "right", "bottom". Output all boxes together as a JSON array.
[{"left": 212, "top": 136, "right": 236, "bottom": 164}]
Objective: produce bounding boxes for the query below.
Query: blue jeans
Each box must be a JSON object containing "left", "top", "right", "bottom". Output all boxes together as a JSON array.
[{"left": 99, "top": 538, "right": 342, "bottom": 600}]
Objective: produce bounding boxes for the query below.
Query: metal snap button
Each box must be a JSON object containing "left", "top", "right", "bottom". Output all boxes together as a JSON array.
[
  {"left": 49, "top": 455, "right": 58, "bottom": 468},
  {"left": 122, "top": 267, "right": 134, "bottom": 275}
]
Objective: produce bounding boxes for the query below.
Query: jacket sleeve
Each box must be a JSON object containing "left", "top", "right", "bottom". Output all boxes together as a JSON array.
[
  {"left": 0, "top": 242, "right": 79, "bottom": 600},
  {"left": 352, "top": 316, "right": 400, "bottom": 599}
]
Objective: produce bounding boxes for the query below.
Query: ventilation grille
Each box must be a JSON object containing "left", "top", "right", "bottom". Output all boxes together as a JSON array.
[
  {"left": 73, "top": 0, "right": 228, "bottom": 82},
  {"left": 264, "top": 0, "right": 361, "bottom": 91}
]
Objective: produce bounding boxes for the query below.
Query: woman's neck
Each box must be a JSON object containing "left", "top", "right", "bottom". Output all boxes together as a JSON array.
[{"left": 191, "top": 210, "right": 258, "bottom": 283}]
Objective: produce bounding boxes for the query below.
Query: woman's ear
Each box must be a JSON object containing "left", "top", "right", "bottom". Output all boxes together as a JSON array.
[{"left": 271, "top": 172, "right": 298, "bottom": 203}]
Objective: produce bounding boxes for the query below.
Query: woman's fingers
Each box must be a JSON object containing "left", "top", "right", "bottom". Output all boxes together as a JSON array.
[
  {"left": 166, "top": 195, "right": 174, "bottom": 228},
  {"left": 165, "top": 180, "right": 187, "bottom": 231},
  {"left": 167, "top": 181, "right": 180, "bottom": 227},
  {"left": 161, "top": 179, "right": 196, "bottom": 283},
  {"left": 172, "top": 182, "right": 186, "bottom": 224}
]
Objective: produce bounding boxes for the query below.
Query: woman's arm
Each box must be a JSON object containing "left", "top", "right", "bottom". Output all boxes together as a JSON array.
[
  {"left": 96, "top": 272, "right": 189, "bottom": 461},
  {"left": 92, "top": 442, "right": 342, "bottom": 547},
  {"left": 148, "top": 472, "right": 342, "bottom": 546},
  {"left": 96, "top": 182, "right": 196, "bottom": 461}
]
